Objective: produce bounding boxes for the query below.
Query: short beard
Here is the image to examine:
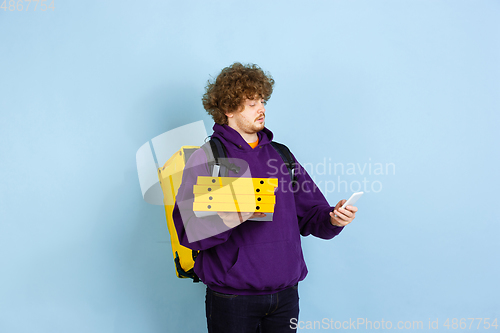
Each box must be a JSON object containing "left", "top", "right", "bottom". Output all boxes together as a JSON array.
[{"left": 236, "top": 118, "right": 264, "bottom": 134}]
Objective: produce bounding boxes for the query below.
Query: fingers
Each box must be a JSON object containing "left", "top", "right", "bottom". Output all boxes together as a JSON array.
[
  {"left": 329, "top": 211, "right": 349, "bottom": 227},
  {"left": 336, "top": 200, "right": 346, "bottom": 209},
  {"left": 333, "top": 208, "right": 350, "bottom": 220},
  {"left": 333, "top": 200, "right": 358, "bottom": 218},
  {"left": 338, "top": 207, "right": 355, "bottom": 219},
  {"left": 345, "top": 205, "right": 358, "bottom": 213},
  {"left": 330, "top": 204, "right": 357, "bottom": 227}
]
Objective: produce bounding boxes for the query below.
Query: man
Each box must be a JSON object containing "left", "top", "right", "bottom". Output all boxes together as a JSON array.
[{"left": 173, "top": 62, "right": 357, "bottom": 333}]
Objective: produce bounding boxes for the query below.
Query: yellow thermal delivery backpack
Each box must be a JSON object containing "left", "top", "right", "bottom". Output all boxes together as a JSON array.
[{"left": 158, "top": 146, "right": 201, "bottom": 281}]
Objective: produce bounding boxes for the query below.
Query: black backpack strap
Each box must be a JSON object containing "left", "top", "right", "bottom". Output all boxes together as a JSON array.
[
  {"left": 201, "top": 137, "right": 240, "bottom": 177},
  {"left": 270, "top": 141, "right": 297, "bottom": 188},
  {"left": 174, "top": 251, "right": 200, "bottom": 282},
  {"left": 201, "top": 138, "right": 226, "bottom": 177},
  {"left": 209, "top": 137, "right": 229, "bottom": 177}
]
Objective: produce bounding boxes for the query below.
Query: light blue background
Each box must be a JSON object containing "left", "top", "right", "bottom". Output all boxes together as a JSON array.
[{"left": 1, "top": 0, "right": 499, "bottom": 332}]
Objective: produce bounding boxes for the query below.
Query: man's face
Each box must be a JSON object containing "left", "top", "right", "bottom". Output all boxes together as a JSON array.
[{"left": 227, "top": 97, "right": 266, "bottom": 135}]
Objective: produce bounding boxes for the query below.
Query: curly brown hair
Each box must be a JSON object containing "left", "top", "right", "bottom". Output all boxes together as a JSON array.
[{"left": 202, "top": 63, "right": 275, "bottom": 125}]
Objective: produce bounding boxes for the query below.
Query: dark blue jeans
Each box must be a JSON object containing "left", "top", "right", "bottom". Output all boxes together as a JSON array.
[{"left": 205, "top": 284, "right": 299, "bottom": 333}]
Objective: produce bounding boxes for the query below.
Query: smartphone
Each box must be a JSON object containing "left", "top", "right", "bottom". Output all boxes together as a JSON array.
[{"left": 340, "top": 191, "right": 363, "bottom": 210}]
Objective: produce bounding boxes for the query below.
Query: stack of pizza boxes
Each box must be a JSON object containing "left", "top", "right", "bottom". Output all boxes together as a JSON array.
[{"left": 193, "top": 176, "right": 278, "bottom": 215}]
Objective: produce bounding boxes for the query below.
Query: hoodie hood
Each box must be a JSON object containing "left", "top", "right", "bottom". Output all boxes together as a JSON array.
[{"left": 211, "top": 124, "right": 274, "bottom": 151}]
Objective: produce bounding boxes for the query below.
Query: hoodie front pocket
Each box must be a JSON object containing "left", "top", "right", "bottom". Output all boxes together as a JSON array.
[{"left": 225, "top": 240, "right": 304, "bottom": 291}]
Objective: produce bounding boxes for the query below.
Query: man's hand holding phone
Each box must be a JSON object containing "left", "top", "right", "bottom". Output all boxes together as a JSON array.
[{"left": 329, "top": 192, "right": 362, "bottom": 227}]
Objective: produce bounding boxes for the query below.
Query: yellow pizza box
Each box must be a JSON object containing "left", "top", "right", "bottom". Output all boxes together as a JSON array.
[
  {"left": 196, "top": 176, "right": 278, "bottom": 188},
  {"left": 193, "top": 184, "right": 276, "bottom": 195},
  {"left": 194, "top": 193, "right": 276, "bottom": 204},
  {"left": 193, "top": 202, "right": 275, "bottom": 213}
]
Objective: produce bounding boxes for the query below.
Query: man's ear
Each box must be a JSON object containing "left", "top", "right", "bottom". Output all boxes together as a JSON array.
[{"left": 225, "top": 104, "right": 242, "bottom": 118}]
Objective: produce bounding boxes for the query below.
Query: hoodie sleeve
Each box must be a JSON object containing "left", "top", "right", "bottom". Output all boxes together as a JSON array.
[
  {"left": 172, "top": 148, "right": 234, "bottom": 251},
  {"left": 292, "top": 156, "right": 344, "bottom": 239}
]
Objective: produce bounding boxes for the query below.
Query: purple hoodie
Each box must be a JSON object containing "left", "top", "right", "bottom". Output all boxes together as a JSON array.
[{"left": 173, "top": 124, "right": 343, "bottom": 295}]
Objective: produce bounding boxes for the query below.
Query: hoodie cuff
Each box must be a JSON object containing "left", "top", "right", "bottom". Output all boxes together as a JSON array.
[{"left": 328, "top": 208, "right": 345, "bottom": 229}]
